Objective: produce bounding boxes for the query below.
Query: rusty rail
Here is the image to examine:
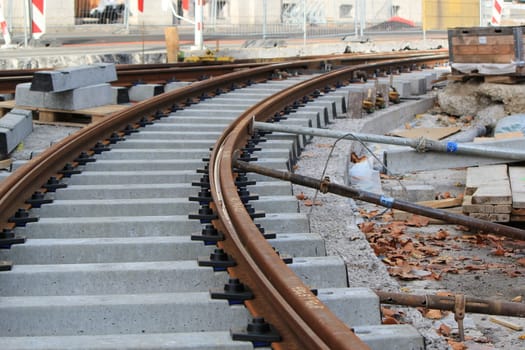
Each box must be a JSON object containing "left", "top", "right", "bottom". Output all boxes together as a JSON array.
[
  {"left": 0, "top": 52, "right": 449, "bottom": 349},
  {"left": 209, "top": 55, "right": 448, "bottom": 349},
  {"left": 0, "top": 50, "right": 447, "bottom": 93}
]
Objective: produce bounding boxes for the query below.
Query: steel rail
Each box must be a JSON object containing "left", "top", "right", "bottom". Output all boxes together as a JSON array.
[
  {"left": 0, "top": 53, "right": 448, "bottom": 348},
  {"left": 0, "top": 50, "right": 447, "bottom": 93},
  {"left": 208, "top": 55, "right": 447, "bottom": 349},
  {"left": 0, "top": 61, "right": 310, "bottom": 227}
]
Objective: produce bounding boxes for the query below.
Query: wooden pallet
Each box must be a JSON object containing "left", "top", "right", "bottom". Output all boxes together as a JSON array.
[
  {"left": 462, "top": 164, "right": 512, "bottom": 222},
  {"left": 448, "top": 70, "right": 525, "bottom": 84},
  {"left": 462, "top": 164, "right": 525, "bottom": 223},
  {"left": 0, "top": 100, "right": 129, "bottom": 125}
]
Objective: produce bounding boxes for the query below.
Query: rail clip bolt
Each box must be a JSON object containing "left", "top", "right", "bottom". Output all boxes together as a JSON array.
[
  {"left": 8, "top": 208, "right": 38, "bottom": 226},
  {"left": 210, "top": 278, "right": 254, "bottom": 304},
  {"left": 190, "top": 225, "right": 224, "bottom": 244},
  {"left": 198, "top": 248, "right": 236, "bottom": 270},
  {"left": 26, "top": 191, "right": 53, "bottom": 208},
  {"left": 231, "top": 317, "right": 281, "bottom": 346}
]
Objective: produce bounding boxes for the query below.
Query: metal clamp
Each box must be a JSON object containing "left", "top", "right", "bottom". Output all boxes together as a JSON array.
[{"left": 319, "top": 176, "right": 330, "bottom": 194}]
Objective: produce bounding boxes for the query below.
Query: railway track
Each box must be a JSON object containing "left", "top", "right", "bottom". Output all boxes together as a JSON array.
[{"left": 0, "top": 53, "right": 456, "bottom": 349}]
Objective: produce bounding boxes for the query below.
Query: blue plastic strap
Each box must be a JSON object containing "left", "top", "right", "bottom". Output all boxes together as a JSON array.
[
  {"left": 446, "top": 141, "right": 458, "bottom": 153},
  {"left": 379, "top": 195, "right": 394, "bottom": 208}
]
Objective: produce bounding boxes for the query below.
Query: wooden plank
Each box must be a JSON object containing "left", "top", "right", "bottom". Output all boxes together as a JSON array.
[
  {"left": 0, "top": 158, "right": 12, "bottom": 170},
  {"left": 474, "top": 132, "right": 524, "bottom": 142},
  {"left": 509, "top": 166, "right": 525, "bottom": 208},
  {"left": 469, "top": 212, "right": 510, "bottom": 222},
  {"left": 389, "top": 127, "right": 461, "bottom": 141},
  {"left": 472, "top": 183, "right": 512, "bottom": 205},
  {"left": 415, "top": 197, "right": 464, "bottom": 209},
  {"left": 393, "top": 207, "right": 463, "bottom": 224},
  {"left": 465, "top": 165, "right": 509, "bottom": 195}
]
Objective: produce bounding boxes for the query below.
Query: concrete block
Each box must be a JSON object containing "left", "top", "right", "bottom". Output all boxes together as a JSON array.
[
  {"left": 354, "top": 324, "right": 424, "bottom": 350},
  {"left": 345, "top": 86, "right": 366, "bottom": 119},
  {"left": 48, "top": 83, "right": 114, "bottom": 110},
  {"left": 30, "top": 63, "right": 117, "bottom": 92},
  {"left": 0, "top": 93, "right": 13, "bottom": 101},
  {"left": 22, "top": 215, "right": 202, "bottom": 238},
  {"left": 317, "top": 288, "right": 380, "bottom": 326},
  {"left": 111, "top": 86, "right": 129, "bottom": 104},
  {"left": 164, "top": 81, "right": 192, "bottom": 92},
  {"left": 128, "top": 84, "right": 164, "bottom": 101},
  {"left": 290, "top": 256, "right": 348, "bottom": 288},
  {"left": 0, "top": 261, "right": 226, "bottom": 296},
  {"left": 0, "top": 293, "right": 249, "bottom": 336},
  {"left": 404, "top": 76, "right": 427, "bottom": 95},
  {"left": 385, "top": 184, "right": 435, "bottom": 202},
  {"left": 15, "top": 83, "right": 44, "bottom": 107},
  {"left": 2, "top": 332, "right": 253, "bottom": 350},
  {"left": 16, "top": 83, "right": 113, "bottom": 110},
  {"left": 0, "top": 110, "right": 33, "bottom": 156}
]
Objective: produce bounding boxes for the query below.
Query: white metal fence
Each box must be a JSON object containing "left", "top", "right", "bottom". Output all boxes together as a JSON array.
[{"left": 0, "top": 0, "right": 511, "bottom": 45}]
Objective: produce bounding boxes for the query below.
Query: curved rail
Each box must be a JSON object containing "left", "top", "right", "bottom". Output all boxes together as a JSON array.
[
  {"left": 0, "top": 50, "right": 447, "bottom": 93},
  {"left": 0, "top": 53, "right": 449, "bottom": 348},
  {"left": 208, "top": 55, "right": 448, "bottom": 349}
]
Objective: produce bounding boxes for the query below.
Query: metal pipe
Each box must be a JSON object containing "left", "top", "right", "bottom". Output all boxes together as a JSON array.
[
  {"left": 376, "top": 291, "right": 525, "bottom": 318},
  {"left": 252, "top": 121, "right": 525, "bottom": 161},
  {"left": 233, "top": 160, "right": 525, "bottom": 240}
]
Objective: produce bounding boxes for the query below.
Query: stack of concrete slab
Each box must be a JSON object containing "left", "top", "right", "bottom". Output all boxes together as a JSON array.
[
  {"left": 15, "top": 63, "right": 118, "bottom": 110},
  {"left": 462, "top": 164, "right": 512, "bottom": 222},
  {"left": 0, "top": 109, "right": 33, "bottom": 158}
]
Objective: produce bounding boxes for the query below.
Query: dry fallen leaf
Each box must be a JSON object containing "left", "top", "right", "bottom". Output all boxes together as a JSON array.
[
  {"left": 491, "top": 244, "right": 506, "bottom": 256},
  {"left": 382, "top": 316, "right": 399, "bottom": 324},
  {"left": 512, "top": 296, "right": 523, "bottom": 303},
  {"left": 358, "top": 222, "right": 375, "bottom": 234},
  {"left": 517, "top": 258, "right": 525, "bottom": 267},
  {"left": 438, "top": 323, "right": 452, "bottom": 337},
  {"left": 405, "top": 215, "right": 430, "bottom": 227},
  {"left": 295, "top": 192, "right": 307, "bottom": 200},
  {"left": 447, "top": 340, "right": 467, "bottom": 350},
  {"left": 433, "top": 229, "right": 450, "bottom": 240},
  {"left": 303, "top": 199, "right": 322, "bottom": 207},
  {"left": 424, "top": 309, "right": 443, "bottom": 319}
]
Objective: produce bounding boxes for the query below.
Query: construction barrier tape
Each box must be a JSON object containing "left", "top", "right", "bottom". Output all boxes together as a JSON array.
[
  {"left": 446, "top": 141, "right": 458, "bottom": 153},
  {"left": 379, "top": 195, "right": 394, "bottom": 208}
]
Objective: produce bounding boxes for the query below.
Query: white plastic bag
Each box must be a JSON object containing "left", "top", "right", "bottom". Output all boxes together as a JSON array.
[{"left": 348, "top": 157, "right": 382, "bottom": 194}]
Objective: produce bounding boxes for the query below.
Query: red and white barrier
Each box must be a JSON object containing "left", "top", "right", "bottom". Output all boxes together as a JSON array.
[
  {"left": 491, "top": 0, "right": 502, "bottom": 26},
  {"left": 31, "top": 0, "right": 45, "bottom": 39},
  {"left": 0, "top": 1, "right": 12, "bottom": 47}
]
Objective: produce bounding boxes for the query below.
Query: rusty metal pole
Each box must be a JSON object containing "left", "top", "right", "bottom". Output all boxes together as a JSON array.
[
  {"left": 233, "top": 160, "right": 525, "bottom": 240},
  {"left": 375, "top": 290, "right": 525, "bottom": 318}
]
